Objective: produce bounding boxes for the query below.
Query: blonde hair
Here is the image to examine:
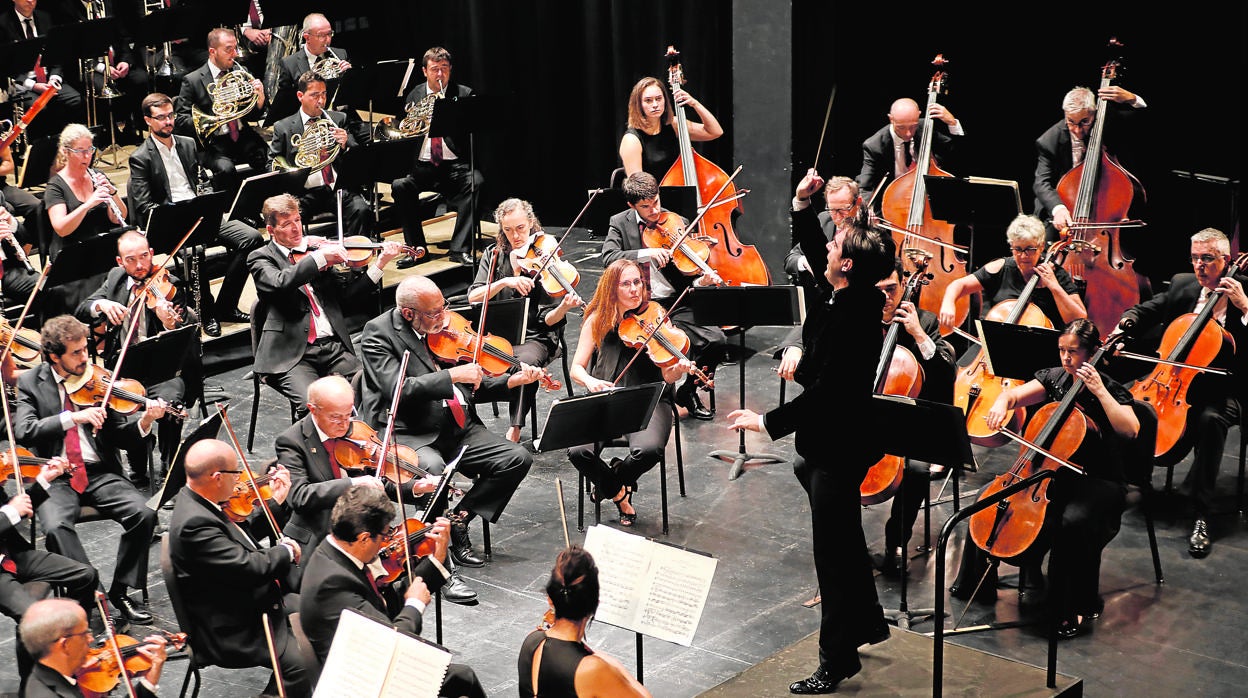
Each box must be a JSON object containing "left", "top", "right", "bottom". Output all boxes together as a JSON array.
[{"left": 54, "top": 123, "right": 93, "bottom": 171}]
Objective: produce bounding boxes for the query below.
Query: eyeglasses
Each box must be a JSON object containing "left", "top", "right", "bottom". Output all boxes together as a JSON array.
[
  {"left": 147, "top": 113, "right": 175, "bottom": 122},
  {"left": 617, "top": 278, "right": 645, "bottom": 289},
  {"left": 827, "top": 205, "right": 856, "bottom": 215},
  {"left": 217, "top": 469, "right": 244, "bottom": 475},
  {"left": 61, "top": 629, "right": 92, "bottom": 642},
  {"left": 1191, "top": 254, "right": 1223, "bottom": 265},
  {"left": 1011, "top": 246, "right": 1040, "bottom": 255},
  {"left": 66, "top": 146, "right": 96, "bottom": 155},
  {"left": 414, "top": 299, "right": 450, "bottom": 320},
  {"left": 309, "top": 30, "right": 334, "bottom": 38}
]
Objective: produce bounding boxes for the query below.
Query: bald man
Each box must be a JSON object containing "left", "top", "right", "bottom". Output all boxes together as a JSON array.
[
  {"left": 167, "top": 439, "right": 312, "bottom": 698},
  {"left": 854, "top": 96, "right": 964, "bottom": 208}
]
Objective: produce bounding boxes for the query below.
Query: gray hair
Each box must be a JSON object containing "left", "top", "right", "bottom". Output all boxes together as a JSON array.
[
  {"left": 1062, "top": 87, "right": 1096, "bottom": 114},
  {"left": 1005, "top": 214, "right": 1046, "bottom": 246}
]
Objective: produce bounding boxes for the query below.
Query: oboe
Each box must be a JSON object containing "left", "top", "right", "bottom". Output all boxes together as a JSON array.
[
  {"left": 89, "top": 168, "right": 126, "bottom": 224},
  {"left": 0, "top": 210, "right": 33, "bottom": 273}
]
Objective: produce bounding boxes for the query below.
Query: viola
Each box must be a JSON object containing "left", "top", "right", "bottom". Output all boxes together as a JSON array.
[
  {"left": 331, "top": 420, "right": 432, "bottom": 484},
  {"left": 514, "top": 232, "right": 580, "bottom": 300},
  {"left": 640, "top": 211, "right": 720, "bottom": 281},
  {"left": 77, "top": 630, "right": 186, "bottom": 697},
  {"left": 616, "top": 301, "right": 713, "bottom": 388},
  {"left": 0, "top": 317, "right": 41, "bottom": 365},
  {"left": 64, "top": 364, "right": 188, "bottom": 422},
  {"left": 221, "top": 466, "right": 275, "bottom": 523},
  {"left": 660, "top": 46, "right": 770, "bottom": 288},
  {"left": 425, "top": 310, "right": 562, "bottom": 392},
  {"left": 0, "top": 446, "right": 45, "bottom": 486},
  {"left": 880, "top": 55, "right": 969, "bottom": 336}
]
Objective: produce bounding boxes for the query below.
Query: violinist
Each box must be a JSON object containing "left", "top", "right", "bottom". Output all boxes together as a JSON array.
[
  {"left": 952, "top": 319, "right": 1139, "bottom": 639},
  {"left": 1115, "top": 228, "right": 1248, "bottom": 558},
  {"left": 299, "top": 486, "right": 486, "bottom": 698},
  {"left": 618, "top": 75, "right": 722, "bottom": 179},
  {"left": 855, "top": 97, "right": 963, "bottom": 208},
  {"left": 1034, "top": 85, "right": 1146, "bottom": 237},
  {"left": 168, "top": 438, "right": 312, "bottom": 698},
  {"left": 14, "top": 315, "right": 161, "bottom": 627},
  {"left": 468, "top": 198, "right": 583, "bottom": 443},
  {"left": 360, "top": 275, "right": 538, "bottom": 573},
  {"left": 602, "top": 171, "right": 724, "bottom": 420},
  {"left": 44, "top": 124, "right": 127, "bottom": 261},
  {"left": 727, "top": 169, "right": 896, "bottom": 693},
  {"left": 938, "top": 214, "right": 1087, "bottom": 332},
  {"left": 19, "top": 598, "right": 166, "bottom": 698},
  {"left": 567, "top": 259, "right": 692, "bottom": 527}
]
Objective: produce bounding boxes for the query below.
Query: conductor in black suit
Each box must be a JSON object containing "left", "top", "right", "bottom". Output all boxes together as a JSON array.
[
  {"left": 174, "top": 27, "right": 267, "bottom": 196},
  {"left": 269, "top": 12, "right": 351, "bottom": 126},
  {"left": 266, "top": 71, "right": 372, "bottom": 237},
  {"left": 14, "top": 315, "right": 162, "bottom": 626},
  {"left": 360, "top": 275, "right": 538, "bottom": 571},
  {"left": 854, "top": 97, "right": 962, "bottom": 208},
  {"left": 0, "top": 0, "right": 84, "bottom": 138},
  {"left": 298, "top": 485, "right": 487, "bottom": 698},
  {"left": 246, "top": 193, "right": 402, "bottom": 415},
  {"left": 389, "top": 46, "right": 483, "bottom": 268},
  {"left": 129, "top": 92, "right": 265, "bottom": 334},
  {"left": 168, "top": 438, "right": 312, "bottom": 698}
]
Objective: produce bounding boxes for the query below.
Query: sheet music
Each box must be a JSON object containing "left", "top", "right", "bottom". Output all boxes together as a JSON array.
[{"left": 313, "top": 609, "right": 451, "bottom": 698}]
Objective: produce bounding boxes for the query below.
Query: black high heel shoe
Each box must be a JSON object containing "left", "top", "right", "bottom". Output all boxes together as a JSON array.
[{"left": 613, "top": 488, "right": 636, "bottom": 527}]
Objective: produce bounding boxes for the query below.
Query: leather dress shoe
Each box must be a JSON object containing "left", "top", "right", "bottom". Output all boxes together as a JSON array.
[
  {"left": 1188, "top": 517, "right": 1211, "bottom": 558},
  {"left": 441, "top": 572, "right": 478, "bottom": 605},
  {"left": 449, "top": 252, "right": 475, "bottom": 267},
  {"left": 202, "top": 317, "right": 222, "bottom": 338},
  {"left": 1057, "top": 616, "right": 1088, "bottom": 639},
  {"left": 396, "top": 254, "right": 421, "bottom": 270},
  {"left": 876, "top": 547, "right": 904, "bottom": 578},
  {"left": 857, "top": 619, "right": 891, "bottom": 647},
  {"left": 789, "top": 664, "right": 859, "bottom": 695},
  {"left": 217, "top": 309, "right": 251, "bottom": 325},
  {"left": 450, "top": 518, "right": 486, "bottom": 568},
  {"left": 109, "top": 592, "right": 153, "bottom": 625},
  {"left": 676, "top": 386, "right": 713, "bottom": 421}
]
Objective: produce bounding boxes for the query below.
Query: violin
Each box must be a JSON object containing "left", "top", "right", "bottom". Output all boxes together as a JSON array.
[
  {"left": 77, "top": 630, "right": 186, "bottom": 697},
  {"left": 221, "top": 465, "right": 276, "bottom": 523},
  {"left": 134, "top": 268, "right": 183, "bottom": 324},
  {"left": 331, "top": 420, "right": 432, "bottom": 484},
  {"left": 0, "top": 446, "right": 45, "bottom": 486},
  {"left": 514, "top": 232, "right": 580, "bottom": 300},
  {"left": 640, "top": 211, "right": 720, "bottom": 281},
  {"left": 375, "top": 517, "right": 439, "bottom": 586},
  {"left": 340, "top": 236, "right": 425, "bottom": 269},
  {"left": 0, "top": 316, "right": 41, "bottom": 366},
  {"left": 425, "top": 310, "right": 562, "bottom": 392},
  {"left": 64, "top": 364, "right": 188, "bottom": 422},
  {"left": 616, "top": 301, "right": 713, "bottom": 388}
]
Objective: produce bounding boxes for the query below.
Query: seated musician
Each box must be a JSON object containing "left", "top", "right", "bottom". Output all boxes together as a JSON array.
[
  {"left": 566, "top": 259, "right": 691, "bottom": 527},
  {"left": 19, "top": 598, "right": 166, "bottom": 698},
  {"left": 389, "top": 46, "right": 483, "bottom": 269},
  {"left": 14, "top": 315, "right": 163, "bottom": 626},
  {"left": 855, "top": 97, "right": 962, "bottom": 207},
  {"left": 298, "top": 485, "right": 486, "bottom": 698},
  {"left": 168, "top": 438, "right": 312, "bottom": 698},
  {"left": 267, "top": 71, "right": 373, "bottom": 238},
  {"left": 467, "top": 198, "right": 582, "bottom": 443},
  {"left": 618, "top": 75, "right": 722, "bottom": 179},
  {"left": 518, "top": 546, "right": 651, "bottom": 698},
  {"left": 874, "top": 259, "right": 956, "bottom": 577},
  {"left": 174, "top": 27, "right": 267, "bottom": 196},
  {"left": 44, "top": 124, "right": 126, "bottom": 260},
  {"left": 0, "top": 142, "right": 40, "bottom": 221},
  {"left": 938, "top": 213, "right": 1086, "bottom": 333},
  {"left": 1115, "top": 227, "right": 1248, "bottom": 558},
  {"left": 75, "top": 230, "right": 198, "bottom": 483},
  {"left": 360, "top": 275, "right": 539, "bottom": 573},
  {"left": 602, "top": 171, "right": 723, "bottom": 421},
  {"left": 270, "top": 13, "right": 352, "bottom": 127},
  {"left": 0, "top": 456, "right": 98, "bottom": 686},
  {"left": 0, "top": 191, "right": 39, "bottom": 307},
  {"left": 246, "top": 193, "right": 402, "bottom": 416},
  {"left": 951, "top": 318, "right": 1139, "bottom": 639},
  {"left": 128, "top": 92, "right": 265, "bottom": 336},
  {"left": 0, "top": 0, "right": 84, "bottom": 140}
]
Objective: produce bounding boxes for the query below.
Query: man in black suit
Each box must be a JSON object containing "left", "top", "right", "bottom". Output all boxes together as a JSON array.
[
  {"left": 0, "top": 191, "right": 40, "bottom": 306},
  {"left": 728, "top": 168, "right": 896, "bottom": 694},
  {"left": 389, "top": 46, "right": 483, "bottom": 268},
  {"left": 0, "top": 0, "right": 84, "bottom": 138},
  {"left": 1116, "top": 227, "right": 1248, "bottom": 559},
  {"left": 248, "top": 193, "right": 402, "bottom": 415},
  {"left": 266, "top": 71, "right": 372, "bottom": 237},
  {"left": 19, "top": 598, "right": 165, "bottom": 698},
  {"left": 601, "top": 171, "right": 724, "bottom": 420},
  {"left": 269, "top": 12, "right": 351, "bottom": 126},
  {"left": 168, "top": 438, "right": 312, "bottom": 698},
  {"left": 360, "top": 275, "right": 538, "bottom": 571},
  {"left": 14, "top": 315, "right": 162, "bottom": 626},
  {"left": 298, "top": 486, "right": 487, "bottom": 698},
  {"left": 174, "top": 27, "right": 268, "bottom": 196},
  {"left": 129, "top": 92, "right": 265, "bottom": 334},
  {"left": 854, "top": 97, "right": 962, "bottom": 208}
]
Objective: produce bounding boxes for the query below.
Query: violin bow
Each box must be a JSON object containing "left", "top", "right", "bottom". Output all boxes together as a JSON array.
[
  {"left": 471, "top": 244, "right": 501, "bottom": 369},
  {"left": 377, "top": 350, "right": 416, "bottom": 581},
  {"left": 612, "top": 285, "right": 692, "bottom": 386},
  {"left": 0, "top": 258, "right": 51, "bottom": 366},
  {"left": 811, "top": 84, "right": 837, "bottom": 171},
  {"left": 215, "top": 403, "right": 284, "bottom": 539},
  {"left": 555, "top": 478, "right": 570, "bottom": 549},
  {"left": 336, "top": 189, "right": 345, "bottom": 247},
  {"left": 94, "top": 590, "right": 140, "bottom": 698},
  {"left": 261, "top": 613, "right": 289, "bottom": 698}
]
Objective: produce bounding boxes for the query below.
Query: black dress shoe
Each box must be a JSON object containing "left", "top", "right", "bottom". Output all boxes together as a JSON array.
[
  {"left": 676, "top": 385, "right": 713, "bottom": 420},
  {"left": 857, "top": 619, "right": 891, "bottom": 647},
  {"left": 449, "top": 252, "right": 475, "bottom": 267},
  {"left": 789, "top": 664, "right": 859, "bottom": 695},
  {"left": 449, "top": 518, "right": 486, "bottom": 567},
  {"left": 216, "top": 309, "right": 251, "bottom": 324},
  {"left": 1057, "top": 616, "right": 1087, "bottom": 639},
  {"left": 1188, "top": 517, "right": 1211, "bottom": 558},
  {"left": 396, "top": 254, "right": 421, "bottom": 270},
  {"left": 109, "top": 592, "right": 153, "bottom": 625},
  {"left": 441, "top": 572, "right": 478, "bottom": 605},
  {"left": 202, "top": 317, "right": 221, "bottom": 338}
]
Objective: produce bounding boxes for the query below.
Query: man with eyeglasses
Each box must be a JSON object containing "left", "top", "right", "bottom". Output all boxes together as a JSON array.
[
  {"left": 128, "top": 92, "right": 266, "bottom": 337},
  {"left": 248, "top": 193, "right": 402, "bottom": 418},
  {"left": 268, "top": 13, "right": 352, "bottom": 126},
  {"left": 359, "top": 275, "right": 538, "bottom": 578},
  {"left": 1115, "top": 227, "right": 1248, "bottom": 559}
]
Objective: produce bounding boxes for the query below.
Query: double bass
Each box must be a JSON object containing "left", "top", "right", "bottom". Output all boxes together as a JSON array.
[
  {"left": 1056, "top": 40, "right": 1149, "bottom": 339},
  {"left": 660, "top": 46, "right": 770, "bottom": 287},
  {"left": 880, "top": 55, "right": 968, "bottom": 335}
]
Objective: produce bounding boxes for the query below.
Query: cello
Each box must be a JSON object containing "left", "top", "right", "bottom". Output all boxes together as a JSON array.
[
  {"left": 660, "top": 46, "right": 770, "bottom": 287},
  {"left": 1056, "top": 40, "right": 1149, "bottom": 339},
  {"left": 880, "top": 55, "right": 968, "bottom": 335}
]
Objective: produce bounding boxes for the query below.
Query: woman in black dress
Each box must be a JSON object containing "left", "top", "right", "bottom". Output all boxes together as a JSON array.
[
  {"left": 44, "top": 123, "right": 127, "bottom": 260},
  {"left": 618, "top": 76, "right": 722, "bottom": 179}
]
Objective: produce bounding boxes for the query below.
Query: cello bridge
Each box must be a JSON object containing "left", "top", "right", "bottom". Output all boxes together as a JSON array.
[{"left": 903, "top": 248, "right": 934, "bottom": 266}]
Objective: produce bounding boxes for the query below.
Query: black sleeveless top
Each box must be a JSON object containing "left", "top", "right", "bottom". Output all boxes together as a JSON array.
[
  {"left": 587, "top": 317, "right": 664, "bottom": 387},
  {"left": 625, "top": 126, "right": 680, "bottom": 180},
  {"left": 518, "top": 629, "right": 592, "bottom": 698}
]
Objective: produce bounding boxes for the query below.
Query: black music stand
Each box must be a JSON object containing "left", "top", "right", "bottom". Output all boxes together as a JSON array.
[
  {"left": 868, "top": 394, "right": 976, "bottom": 629},
  {"left": 977, "top": 320, "right": 1061, "bottom": 381},
  {"left": 144, "top": 192, "right": 228, "bottom": 254},
  {"left": 684, "top": 285, "right": 805, "bottom": 480},
  {"left": 923, "top": 175, "right": 1023, "bottom": 270},
  {"left": 428, "top": 93, "right": 503, "bottom": 259},
  {"left": 453, "top": 297, "right": 528, "bottom": 345},
  {"left": 364, "top": 59, "right": 423, "bottom": 120},
  {"left": 116, "top": 325, "right": 198, "bottom": 386},
  {"left": 179, "top": 0, "right": 248, "bottom": 34},
  {"left": 147, "top": 411, "right": 222, "bottom": 510},
  {"left": 0, "top": 38, "right": 44, "bottom": 88},
  {"left": 336, "top": 136, "right": 421, "bottom": 189},
  {"left": 658, "top": 186, "right": 699, "bottom": 223},
  {"left": 534, "top": 383, "right": 664, "bottom": 453},
  {"left": 16, "top": 133, "right": 59, "bottom": 191},
  {"left": 226, "top": 169, "right": 310, "bottom": 225},
  {"left": 41, "top": 230, "right": 126, "bottom": 321}
]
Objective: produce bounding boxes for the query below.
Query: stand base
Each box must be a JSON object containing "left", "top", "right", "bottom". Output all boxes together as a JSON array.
[
  {"left": 709, "top": 449, "right": 786, "bottom": 480},
  {"left": 883, "top": 606, "right": 943, "bottom": 630}
]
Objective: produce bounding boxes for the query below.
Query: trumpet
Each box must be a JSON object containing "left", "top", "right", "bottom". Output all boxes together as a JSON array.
[
  {"left": 191, "top": 68, "right": 259, "bottom": 142},
  {"left": 273, "top": 116, "right": 341, "bottom": 171}
]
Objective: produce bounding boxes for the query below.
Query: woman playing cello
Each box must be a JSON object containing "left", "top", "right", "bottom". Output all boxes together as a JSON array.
[
  {"left": 951, "top": 319, "right": 1139, "bottom": 639},
  {"left": 566, "top": 259, "right": 692, "bottom": 527},
  {"left": 467, "top": 199, "right": 583, "bottom": 443},
  {"left": 618, "top": 76, "right": 722, "bottom": 179}
]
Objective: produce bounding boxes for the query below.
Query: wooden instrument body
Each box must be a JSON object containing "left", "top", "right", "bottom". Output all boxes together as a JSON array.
[{"left": 860, "top": 347, "right": 922, "bottom": 505}]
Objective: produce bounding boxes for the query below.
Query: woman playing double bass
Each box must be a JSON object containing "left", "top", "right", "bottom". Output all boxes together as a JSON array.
[
  {"left": 618, "top": 76, "right": 722, "bottom": 179},
  {"left": 951, "top": 319, "right": 1139, "bottom": 639}
]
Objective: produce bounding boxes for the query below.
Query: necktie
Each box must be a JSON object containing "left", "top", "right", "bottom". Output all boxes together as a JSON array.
[
  {"left": 63, "top": 392, "right": 87, "bottom": 494},
  {"left": 894, "top": 139, "right": 908, "bottom": 179},
  {"left": 446, "top": 388, "right": 467, "bottom": 429},
  {"left": 290, "top": 252, "right": 323, "bottom": 343},
  {"left": 1072, "top": 137, "right": 1086, "bottom": 166},
  {"left": 320, "top": 148, "right": 335, "bottom": 186},
  {"left": 22, "top": 17, "right": 33, "bottom": 39},
  {"left": 128, "top": 286, "right": 147, "bottom": 343},
  {"left": 228, "top": 119, "right": 240, "bottom": 142},
  {"left": 248, "top": 0, "right": 263, "bottom": 27},
  {"left": 323, "top": 437, "right": 343, "bottom": 479},
  {"left": 364, "top": 566, "right": 385, "bottom": 603},
  {"left": 430, "top": 137, "right": 444, "bottom": 165},
  {"left": 32, "top": 55, "right": 46, "bottom": 84},
  {"left": 1, "top": 547, "right": 15, "bottom": 575}
]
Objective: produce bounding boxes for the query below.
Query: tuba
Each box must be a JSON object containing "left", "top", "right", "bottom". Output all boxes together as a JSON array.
[
  {"left": 192, "top": 68, "right": 259, "bottom": 142},
  {"left": 273, "top": 116, "right": 340, "bottom": 171},
  {"left": 262, "top": 25, "right": 299, "bottom": 108}
]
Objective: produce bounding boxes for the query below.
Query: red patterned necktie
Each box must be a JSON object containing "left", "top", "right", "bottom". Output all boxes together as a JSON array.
[
  {"left": 446, "top": 389, "right": 467, "bottom": 429},
  {"left": 320, "top": 149, "right": 335, "bottom": 186},
  {"left": 1, "top": 549, "right": 15, "bottom": 575},
  {"left": 364, "top": 566, "right": 385, "bottom": 602},
  {"left": 63, "top": 392, "right": 87, "bottom": 494},
  {"left": 289, "top": 252, "right": 323, "bottom": 343},
  {"left": 430, "top": 137, "right": 444, "bottom": 165},
  {"left": 323, "top": 437, "right": 343, "bottom": 479}
]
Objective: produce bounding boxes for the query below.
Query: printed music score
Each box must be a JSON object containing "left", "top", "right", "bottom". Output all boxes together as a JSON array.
[
  {"left": 313, "top": 609, "right": 451, "bottom": 698},
  {"left": 582, "top": 524, "right": 717, "bottom": 647}
]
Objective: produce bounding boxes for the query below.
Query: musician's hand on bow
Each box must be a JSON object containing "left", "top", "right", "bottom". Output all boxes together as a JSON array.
[
  {"left": 937, "top": 297, "right": 958, "bottom": 333},
  {"left": 39, "top": 456, "right": 71, "bottom": 483},
  {"left": 727, "top": 408, "right": 762, "bottom": 433},
  {"left": 268, "top": 464, "right": 292, "bottom": 504},
  {"left": 507, "top": 363, "right": 544, "bottom": 388},
  {"left": 508, "top": 275, "right": 535, "bottom": 296},
  {"left": 984, "top": 395, "right": 1014, "bottom": 432},
  {"left": 1218, "top": 276, "right": 1248, "bottom": 313},
  {"left": 928, "top": 102, "right": 957, "bottom": 127},
  {"left": 558, "top": 291, "right": 584, "bottom": 312},
  {"left": 95, "top": 299, "right": 128, "bottom": 326},
  {"left": 448, "top": 363, "right": 483, "bottom": 390},
  {"left": 72, "top": 406, "right": 108, "bottom": 430},
  {"left": 406, "top": 576, "right": 431, "bottom": 606},
  {"left": 7, "top": 491, "right": 32, "bottom": 519},
  {"left": 641, "top": 247, "right": 672, "bottom": 267},
  {"left": 1051, "top": 204, "right": 1074, "bottom": 233},
  {"left": 278, "top": 536, "right": 301, "bottom": 564},
  {"left": 796, "top": 168, "right": 824, "bottom": 201},
  {"left": 696, "top": 269, "right": 723, "bottom": 287}
]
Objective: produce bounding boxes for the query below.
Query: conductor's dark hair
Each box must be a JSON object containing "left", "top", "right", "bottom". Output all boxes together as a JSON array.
[{"left": 545, "top": 546, "right": 599, "bottom": 621}]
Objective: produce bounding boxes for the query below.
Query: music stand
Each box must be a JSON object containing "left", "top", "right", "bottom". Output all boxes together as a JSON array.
[
  {"left": 226, "top": 169, "right": 310, "bottom": 225},
  {"left": 45, "top": 17, "right": 129, "bottom": 163},
  {"left": 452, "top": 297, "right": 528, "bottom": 345},
  {"left": 428, "top": 93, "right": 504, "bottom": 259},
  {"left": 0, "top": 37, "right": 44, "bottom": 85},
  {"left": 144, "top": 192, "right": 228, "bottom": 254},
  {"left": 534, "top": 383, "right": 664, "bottom": 453},
  {"left": 116, "top": 325, "right": 198, "bottom": 385},
  {"left": 658, "top": 186, "right": 699, "bottom": 223},
  {"left": 16, "top": 133, "right": 59, "bottom": 190},
  {"left": 41, "top": 230, "right": 125, "bottom": 320},
  {"left": 868, "top": 394, "right": 975, "bottom": 629},
  {"left": 336, "top": 137, "right": 421, "bottom": 189},
  {"left": 684, "top": 285, "right": 805, "bottom": 479},
  {"left": 923, "top": 175, "right": 1023, "bottom": 271},
  {"left": 977, "top": 320, "right": 1061, "bottom": 381},
  {"left": 147, "top": 412, "right": 223, "bottom": 511},
  {"left": 363, "top": 59, "right": 422, "bottom": 120}
]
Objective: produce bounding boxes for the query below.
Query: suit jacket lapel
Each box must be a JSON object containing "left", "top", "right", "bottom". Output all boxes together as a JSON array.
[
  {"left": 392, "top": 310, "right": 438, "bottom": 373},
  {"left": 327, "top": 543, "right": 386, "bottom": 614},
  {"left": 300, "top": 417, "right": 336, "bottom": 482}
]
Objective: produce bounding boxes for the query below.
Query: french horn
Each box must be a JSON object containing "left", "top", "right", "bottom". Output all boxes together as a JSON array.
[
  {"left": 191, "top": 68, "right": 259, "bottom": 142},
  {"left": 273, "top": 116, "right": 340, "bottom": 171}
]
